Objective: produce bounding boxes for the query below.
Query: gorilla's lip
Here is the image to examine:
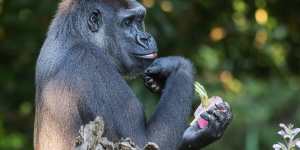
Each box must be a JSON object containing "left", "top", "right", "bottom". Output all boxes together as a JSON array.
[{"left": 134, "top": 52, "right": 158, "bottom": 59}]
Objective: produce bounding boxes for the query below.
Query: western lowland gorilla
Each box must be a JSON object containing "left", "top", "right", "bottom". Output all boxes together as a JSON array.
[{"left": 34, "top": 0, "right": 232, "bottom": 149}]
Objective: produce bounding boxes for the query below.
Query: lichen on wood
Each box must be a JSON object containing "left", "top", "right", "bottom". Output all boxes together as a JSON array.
[{"left": 75, "top": 117, "right": 159, "bottom": 150}]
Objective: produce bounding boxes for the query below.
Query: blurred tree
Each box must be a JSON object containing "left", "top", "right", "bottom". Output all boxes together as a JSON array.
[{"left": 0, "top": 0, "right": 299, "bottom": 149}]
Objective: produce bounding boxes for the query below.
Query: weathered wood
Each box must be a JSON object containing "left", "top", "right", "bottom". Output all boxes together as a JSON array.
[{"left": 75, "top": 117, "right": 159, "bottom": 150}]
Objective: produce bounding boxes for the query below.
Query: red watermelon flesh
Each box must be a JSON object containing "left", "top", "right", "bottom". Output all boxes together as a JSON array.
[{"left": 191, "top": 96, "right": 224, "bottom": 128}]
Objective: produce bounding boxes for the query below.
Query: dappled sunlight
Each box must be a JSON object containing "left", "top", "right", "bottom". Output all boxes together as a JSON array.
[
  {"left": 219, "top": 71, "right": 243, "bottom": 94},
  {"left": 255, "top": 8, "right": 268, "bottom": 25},
  {"left": 142, "top": 0, "right": 155, "bottom": 8},
  {"left": 160, "top": 0, "right": 173, "bottom": 13},
  {"left": 255, "top": 30, "right": 268, "bottom": 48},
  {"left": 269, "top": 43, "right": 286, "bottom": 67},
  {"left": 1, "top": 0, "right": 299, "bottom": 149},
  {"left": 210, "top": 26, "right": 226, "bottom": 42}
]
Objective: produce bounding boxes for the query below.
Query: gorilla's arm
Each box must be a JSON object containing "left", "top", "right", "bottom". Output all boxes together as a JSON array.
[
  {"left": 143, "top": 57, "right": 195, "bottom": 149},
  {"left": 143, "top": 57, "right": 233, "bottom": 149}
]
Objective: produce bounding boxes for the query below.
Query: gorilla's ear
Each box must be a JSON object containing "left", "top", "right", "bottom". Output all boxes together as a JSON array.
[{"left": 88, "top": 9, "right": 103, "bottom": 32}]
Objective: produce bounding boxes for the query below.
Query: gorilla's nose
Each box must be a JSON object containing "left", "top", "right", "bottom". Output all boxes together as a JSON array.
[{"left": 136, "top": 32, "right": 153, "bottom": 49}]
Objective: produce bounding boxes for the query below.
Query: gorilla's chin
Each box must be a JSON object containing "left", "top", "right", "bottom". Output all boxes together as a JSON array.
[
  {"left": 140, "top": 57, "right": 156, "bottom": 69},
  {"left": 123, "top": 56, "right": 156, "bottom": 80}
]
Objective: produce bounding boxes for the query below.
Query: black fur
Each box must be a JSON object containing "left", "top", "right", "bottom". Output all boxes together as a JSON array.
[{"left": 34, "top": 0, "right": 232, "bottom": 150}]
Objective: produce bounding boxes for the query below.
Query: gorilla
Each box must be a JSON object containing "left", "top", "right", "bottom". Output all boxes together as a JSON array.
[{"left": 34, "top": 0, "right": 232, "bottom": 149}]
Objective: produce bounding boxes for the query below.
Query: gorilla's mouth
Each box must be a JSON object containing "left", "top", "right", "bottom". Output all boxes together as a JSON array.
[{"left": 134, "top": 52, "right": 158, "bottom": 59}]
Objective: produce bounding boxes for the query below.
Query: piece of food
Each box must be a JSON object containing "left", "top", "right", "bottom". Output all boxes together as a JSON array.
[{"left": 191, "top": 82, "right": 223, "bottom": 128}]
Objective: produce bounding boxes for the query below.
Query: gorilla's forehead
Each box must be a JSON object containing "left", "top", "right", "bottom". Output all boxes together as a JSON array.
[
  {"left": 61, "top": 0, "right": 142, "bottom": 10},
  {"left": 100, "top": 0, "right": 140, "bottom": 9}
]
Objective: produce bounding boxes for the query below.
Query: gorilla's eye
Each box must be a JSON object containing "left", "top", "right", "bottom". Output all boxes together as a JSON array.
[
  {"left": 136, "top": 14, "right": 145, "bottom": 23},
  {"left": 122, "top": 16, "right": 135, "bottom": 27}
]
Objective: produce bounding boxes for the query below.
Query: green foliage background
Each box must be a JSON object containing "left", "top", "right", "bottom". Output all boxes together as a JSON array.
[{"left": 0, "top": 0, "right": 299, "bottom": 149}]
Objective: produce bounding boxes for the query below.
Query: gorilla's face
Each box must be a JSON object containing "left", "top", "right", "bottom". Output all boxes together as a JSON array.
[{"left": 88, "top": 0, "right": 158, "bottom": 75}]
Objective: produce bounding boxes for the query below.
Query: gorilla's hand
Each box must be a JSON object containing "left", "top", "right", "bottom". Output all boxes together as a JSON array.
[
  {"left": 180, "top": 102, "right": 233, "bottom": 150},
  {"left": 143, "top": 56, "right": 192, "bottom": 93}
]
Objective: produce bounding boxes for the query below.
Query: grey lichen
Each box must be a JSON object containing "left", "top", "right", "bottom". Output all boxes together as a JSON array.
[{"left": 75, "top": 117, "right": 159, "bottom": 150}]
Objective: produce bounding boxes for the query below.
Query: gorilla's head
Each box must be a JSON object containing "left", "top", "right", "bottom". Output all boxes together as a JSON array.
[{"left": 58, "top": 0, "right": 158, "bottom": 76}]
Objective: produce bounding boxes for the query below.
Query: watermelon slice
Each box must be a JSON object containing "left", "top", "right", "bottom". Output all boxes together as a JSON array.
[{"left": 191, "top": 96, "right": 223, "bottom": 128}]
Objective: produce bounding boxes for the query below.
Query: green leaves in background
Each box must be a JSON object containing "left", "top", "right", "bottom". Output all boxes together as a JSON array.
[{"left": 0, "top": 0, "right": 299, "bottom": 149}]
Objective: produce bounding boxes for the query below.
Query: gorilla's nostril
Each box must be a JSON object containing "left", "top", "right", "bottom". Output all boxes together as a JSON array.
[
  {"left": 137, "top": 33, "right": 151, "bottom": 48},
  {"left": 144, "top": 34, "right": 151, "bottom": 40},
  {"left": 141, "top": 37, "right": 148, "bottom": 42}
]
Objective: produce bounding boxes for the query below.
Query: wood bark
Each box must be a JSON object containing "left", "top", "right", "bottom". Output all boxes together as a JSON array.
[{"left": 75, "top": 117, "right": 159, "bottom": 150}]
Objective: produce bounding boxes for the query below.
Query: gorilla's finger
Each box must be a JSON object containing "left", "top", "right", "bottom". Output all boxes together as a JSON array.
[
  {"left": 144, "top": 66, "right": 161, "bottom": 75},
  {"left": 200, "top": 112, "right": 216, "bottom": 123},
  {"left": 203, "top": 112, "right": 224, "bottom": 132},
  {"left": 144, "top": 80, "right": 154, "bottom": 89},
  {"left": 154, "top": 86, "right": 160, "bottom": 92},
  {"left": 206, "top": 109, "right": 214, "bottom": 115},
  {"left": 215, "top": 103, "right": 226, "bottom": 111},
  {"left": 226, "top": 110, "right": 233, "bottom": 122},
  {"left": 144, "top": 77, "right": 162, "bottom": 93},
  {"left": 221, "top": 111, "right": 233, "bottom": 129},
  {"left": 206, "top": 106, "right": 218, "bottom": 113},
  {"left": 211, "top": 110, "right": 226, "bottom": 122},
  {"left": 224, "top": 102, "right": 231, "bottom": 110},
  {"left": 144, "top": 75, "right": 153, "bottom": 82},
  {"left": 216, "top": 102, "right": 231, "bottom": 114},
  {"left": 144, "top": 75, "right": 151, "bottom": 80},
  {"left": 148, "top": 78, "right": 154, "bottom": 83},
  {"left": 145, "top": 79, "right": 154, "bottom": 85},
  {"left": 151, "top": 84, "right": 157, "bottom": 89}
]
